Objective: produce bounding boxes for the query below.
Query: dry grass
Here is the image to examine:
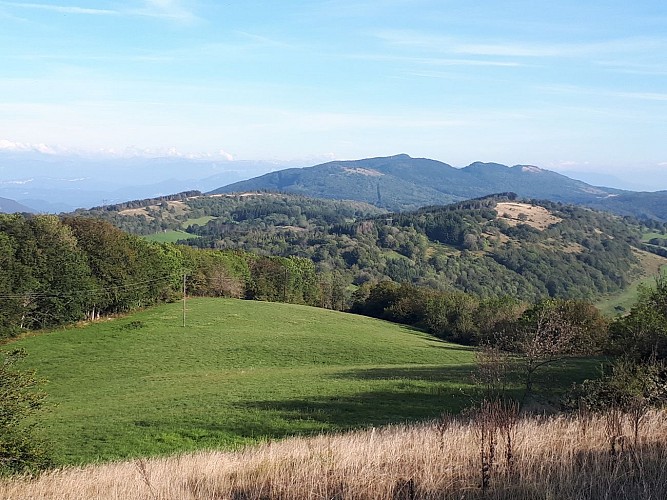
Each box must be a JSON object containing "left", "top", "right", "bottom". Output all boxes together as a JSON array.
[
  {"left": 495, "top": 202, "right": 562, "bottom": 230},
  {"left": 4, "top": 410, "right": 667, "bottom": 499}
]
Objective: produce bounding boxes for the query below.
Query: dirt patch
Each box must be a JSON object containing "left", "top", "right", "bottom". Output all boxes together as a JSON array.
[
  {"left": 342, "top": 167, "right": 384, "bottom": 177},
  {"left": 209, "top": 192, "right": 272, "bottom": 198},
  {"left": 118, "top": 207, "right": 153, "bottom": 219},
  {"left": 495, "top": 202, "right": 562, "bottom": 231}
]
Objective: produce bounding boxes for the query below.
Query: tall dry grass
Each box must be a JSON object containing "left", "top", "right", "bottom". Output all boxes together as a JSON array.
[{"left": 2, "top": 410, "right": 666, "bottom": 499}]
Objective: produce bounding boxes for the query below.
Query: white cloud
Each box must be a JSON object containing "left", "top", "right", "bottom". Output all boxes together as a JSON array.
[
  {"left": 0, "top": 1, "right": 117, "bottom": 15},
  {"left": 0, "top": 139, "right": 70, "bottom": 155},
  {"left": 542, "top": 85, "right": 667, "bottom": 102},
  {"left": 0, "top": 139, "right": 234, "bottom": 160},
  {"left": 349, "top": 53, "right": 523, "bottom": 68}
]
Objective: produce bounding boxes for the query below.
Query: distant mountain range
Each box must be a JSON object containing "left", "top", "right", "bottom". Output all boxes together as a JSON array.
[
  {"left": 211, "top": 154, "right": 667, "bottom": 221},
  {"left": 2, "top": 150, "right": 666, "bottom": 221},
  {"left": 0, "top": 149, "right": 288, "bottom": 212},
  {"left": 0, "top": 196, "right": 35, "bottom": 214}
]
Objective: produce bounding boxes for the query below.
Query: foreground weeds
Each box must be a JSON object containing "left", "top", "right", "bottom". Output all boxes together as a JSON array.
[{"left": 2, "top": 410, "right": 666, "bottom": 499}]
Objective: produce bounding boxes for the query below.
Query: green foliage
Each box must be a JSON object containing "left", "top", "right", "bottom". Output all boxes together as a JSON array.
[
  {"left": 68, "top": 193, "right": 649, "bottom": 305},
  {"left": 0, "top": 349, "right": 51, "bottom": 475},
  {"left": 608, "top": 273, "right": 667, "bottom": 360},
  {"left": 567, "top": 357, "right": 667, "bottom": 412},
  {"left": 495, "top": 299, "right": 609, "bottom": 400},
  {"left": 0, "top": 214, "right": 338, "bottom": 336},
  {"left": 0, "top": 215, "right": 95, "bottom": 332},
  {"left": 352, "top": 282, "right": 524, "bottom": 345}
]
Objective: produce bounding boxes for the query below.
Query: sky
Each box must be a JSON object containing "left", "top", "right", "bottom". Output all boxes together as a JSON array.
[{"left": 1, "top": 0, "right": 666, "bottom": 188}]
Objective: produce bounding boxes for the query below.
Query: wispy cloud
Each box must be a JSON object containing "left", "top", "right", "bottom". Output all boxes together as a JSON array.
[
  {"left": 348, "top": 53, "right": 523, "bottom": 68},
  {"left": 0, "top": 1, "right": 117, "bottom": 15},
  {"left": 373, "top": 30, "right": 667, "bottom": 59},
  {"left": 596, "top": 60, "right": 667, "bottom": 76},
  {"left": 131, "top": 0, "right": 199, "bottom": 24},
  {"left": 0, "top": 0, "right": 199, "bottom": 23},
  {"left": 543, "top": 84, "right": 667, "bottom": 102}
]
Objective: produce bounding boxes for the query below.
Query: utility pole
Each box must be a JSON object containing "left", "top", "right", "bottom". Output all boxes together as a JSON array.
[{"left": 182, "top": 272, "right": 187, "bottom": 328}]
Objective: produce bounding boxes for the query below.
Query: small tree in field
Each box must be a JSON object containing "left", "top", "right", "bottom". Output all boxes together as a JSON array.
[
  {"left": 503, "top": 300, "right": 607, "bottom": 403},
  {"left": 0, "top": 349, "right": 51, "bottom": 475}
]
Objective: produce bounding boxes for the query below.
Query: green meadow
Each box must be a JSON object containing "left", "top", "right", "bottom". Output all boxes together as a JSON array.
[
  {"left": 142, "top": 229, "right": 199, "bottom": 243},
  {"left": 595, "top": 270, "right": 664, "bottom": 316},
  {"left": 10, "top": 298, "right": 598, "bottom": 465}
]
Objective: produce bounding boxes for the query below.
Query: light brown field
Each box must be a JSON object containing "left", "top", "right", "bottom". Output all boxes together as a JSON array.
[
  {"left": 3, "top": 410, "right": 666, "bottom": 499},
  {"left": 495, "top": 202, "right": 562, "bottom": 230},
  {"left": 118, "top": 207, "right": 153, "bottom": 218}
]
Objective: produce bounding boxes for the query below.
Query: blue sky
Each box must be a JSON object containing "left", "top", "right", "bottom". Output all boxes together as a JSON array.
[{"left": 1, "top": 0, "right": 666, "bottom": 187}]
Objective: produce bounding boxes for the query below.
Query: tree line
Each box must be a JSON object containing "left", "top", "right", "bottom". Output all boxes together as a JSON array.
[{"left": 0, "top": 214, "right": 320, "bottom": 340}]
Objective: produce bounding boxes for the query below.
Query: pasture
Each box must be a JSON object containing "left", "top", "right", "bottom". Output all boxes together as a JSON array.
[{"left": 10, "top": 298, "right": 598, "bottom": 465}]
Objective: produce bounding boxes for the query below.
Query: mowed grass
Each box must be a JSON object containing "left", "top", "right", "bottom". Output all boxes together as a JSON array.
[
  {"left": 142, "top": 230, "right": 199, "bottom": 243},
  {"left": 10, "top": 299, "right": 600, "bottom": 466},
  {"left": 12, "top": 299, "right": 476, "bottom": 465}
]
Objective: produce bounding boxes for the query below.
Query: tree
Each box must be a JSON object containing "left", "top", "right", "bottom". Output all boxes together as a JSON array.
[
  {"left": 0, "top": 349, "right": 51, "bottom": 475},
  {"left": 502, "top": 299, "right": 607, "bottom": 402},
  {"left": 609, "top": 273, "right": 667, "bottom": 360}
]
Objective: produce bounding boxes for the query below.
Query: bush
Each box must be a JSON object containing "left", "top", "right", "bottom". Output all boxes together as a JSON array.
[
  {"left": 566, "top": 357, "right": 667, "bottom": 413},
  {"left": 0, "top": 349, "right": 51, "bottom": 475}
]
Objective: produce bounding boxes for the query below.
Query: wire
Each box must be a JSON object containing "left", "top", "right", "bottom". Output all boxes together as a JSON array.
[{"left": 0, "top": 270, "right": 185, "bottom": 300}]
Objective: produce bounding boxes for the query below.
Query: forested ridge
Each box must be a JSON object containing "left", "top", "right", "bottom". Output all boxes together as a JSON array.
[
  {"left": 68, "top": 192, "right": 666, "bottom": 304},
  {"left": 4, "top": 192, "right": 665, "bottom": 341}
]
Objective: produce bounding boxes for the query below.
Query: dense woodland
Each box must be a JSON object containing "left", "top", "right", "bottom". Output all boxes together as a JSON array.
[
  {"left": 2, "top": 194, "right": 665, "bottom": 352},
  {"left": 70, "top": 192, "right": 664, "bottom": 305},
  {"left": 0, "top": 214, "right": 321, "bottom": 339}
]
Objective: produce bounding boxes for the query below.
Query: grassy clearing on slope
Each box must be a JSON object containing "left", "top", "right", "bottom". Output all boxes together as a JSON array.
[
  {"left": 182, "top": 215, "right": 216, "bottom": 228},
  {"left": 595, "top": 250, "right": 667, "bottom": 316},
  {"left": 4, "top": 410, "right": 666, "bottom": 499},
  {"left": 143, "top": 230, "right": 199, "bottom": 243},
  {"left": 642, "top": 231, "right": 666, "bottom": 242},
  {"left": 9, "top": 299, "right": 599, "bottom": 466}
]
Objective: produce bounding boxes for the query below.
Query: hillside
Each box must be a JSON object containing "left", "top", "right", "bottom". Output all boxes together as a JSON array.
[
  {"left": 183, "top": 194, "right": 657, "bottom": 302},
  {"left": 210, "top": 154, "right": 667, "bottom": 221},
  {"left": 10, "top": 298, "right": 477, "bottom": 464},
  {"left": 0, "top": 196, "right": 35, "bottom": 214},
  {"left": 70, "top": 192, "right": 666, "bottom": 304}
]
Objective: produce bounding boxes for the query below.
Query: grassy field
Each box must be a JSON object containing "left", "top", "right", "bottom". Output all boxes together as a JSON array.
[
  {"left": 5, "top": 410, "right": 666, "bottom": 499},
  {"left": 595, "top": 250, "right": 667, "bottom": 316},
  {"left": 642, "top": 231, "right": 666, "bottom": 242},
  {"left": 9, "top": 299, "right": 599, "bottom": 466},
  {"left": 142, "top": 229, "right": 199, "bottom": 243},
  {"left": 182, "top": 215, "right": 216, "bottom": 228}
]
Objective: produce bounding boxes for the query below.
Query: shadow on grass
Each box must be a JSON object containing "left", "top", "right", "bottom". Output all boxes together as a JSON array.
[
  {"left": 227, "top": 358, "right": 607, "bottom": 440},
  {"left": 394, "top": 324, "right": 477, "bottom": 352},
  {"left": 228, "top": 365, "right": 480, "bottom": 439}
]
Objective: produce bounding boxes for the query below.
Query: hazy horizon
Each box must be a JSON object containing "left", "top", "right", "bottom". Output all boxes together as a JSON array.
[{"left": 1, "top": 1, "right": 666, "bottom": 190}]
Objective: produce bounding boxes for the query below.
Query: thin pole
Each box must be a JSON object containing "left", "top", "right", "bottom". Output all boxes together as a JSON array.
[{"left": 182, "top": 272, "right": 186, "bottom": 328}]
